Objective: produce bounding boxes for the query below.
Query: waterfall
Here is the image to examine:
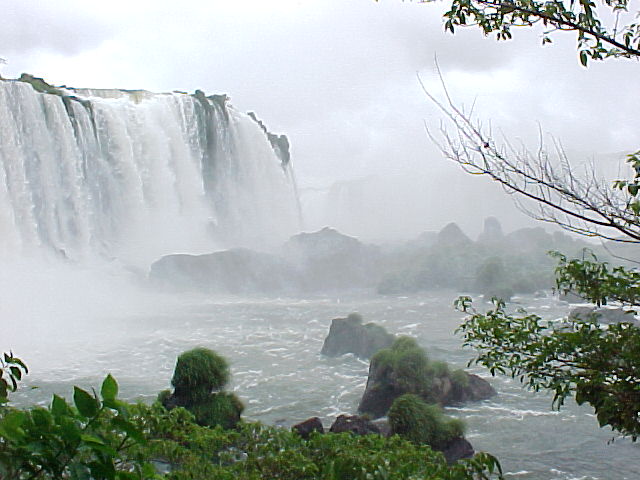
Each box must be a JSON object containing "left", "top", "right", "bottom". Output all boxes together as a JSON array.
[{"left": 0, "top": 78, "right": 301, "bottom": 266}]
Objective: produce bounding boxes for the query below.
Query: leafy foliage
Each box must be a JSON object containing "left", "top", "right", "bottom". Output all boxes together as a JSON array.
[
  {"left": 132, "top": 403, "right": 502, "bottom": 480},
  {"left": 388, "top": 394, "right": 466, "bottom": 449},
  {"left": 552, "top": 250, "right": 640, "bottom": 307},
  {"left": 440, "top": 0, "right": 640, "bottom": 65},
  {"left": 0, "top": 374, "right": 156, "bottom": 479},
  {"left": 0, "top": 352, "right": 28, "bottom": 403},
  {"left": 455, "top": 295, "right": 640, "bottom": 438},
  {"left": 188, "top": 392, "right": 244, "bottom": 429}
]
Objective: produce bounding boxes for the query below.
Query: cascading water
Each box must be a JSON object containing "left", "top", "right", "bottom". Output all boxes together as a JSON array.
[{"left": 0, "top": 77, "right": 301, "bottom": 266}]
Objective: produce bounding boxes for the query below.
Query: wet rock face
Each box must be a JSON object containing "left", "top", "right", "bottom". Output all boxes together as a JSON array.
[
  {"left": 329, "top": 415, "right": 381, "bottom": 436},
  {"left": 292, "top": 417, "right": 325, "bottom": 439},
  {"left": 320, "top": 313, "right": 395, "bottom": 359}
]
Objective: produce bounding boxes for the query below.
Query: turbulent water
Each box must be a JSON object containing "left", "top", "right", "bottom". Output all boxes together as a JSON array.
[
  {"left": 9, "top": 290, "right": 639, "bottom": 480},
  {"left": 0, "top": 80, "right": 300, "bottom": 265}
]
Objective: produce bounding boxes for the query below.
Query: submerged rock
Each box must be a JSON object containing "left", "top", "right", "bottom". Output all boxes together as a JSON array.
[{"left": 320, "top": 313, "right": 395, "bottom": 359}]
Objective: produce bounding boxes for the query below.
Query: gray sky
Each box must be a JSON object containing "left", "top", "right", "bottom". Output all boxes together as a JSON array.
[{"left": 2, "top": 0, "right": 639, "bottom": 238}]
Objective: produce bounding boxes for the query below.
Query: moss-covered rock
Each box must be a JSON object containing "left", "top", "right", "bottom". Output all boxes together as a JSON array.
[
  {"left": 358, "top": 337, "right": 495, "bottom": 418},
  {"left": 18, "top": 73, "right": 63, "bottom": 96},
  {"left": 320, "top": 313, "right": 395, "bottom": 359},
  {"left": 171, "top": 347, "right": 229, "bottom": 403},
  {"left": 160, "top": 347, "right": 242, "bottom": 429},
  {"left": 188, "top": 392, "right": 244, "bottom": 429},
  {"left": 388, "top": 394, "right": 465, "bottom": 450}
]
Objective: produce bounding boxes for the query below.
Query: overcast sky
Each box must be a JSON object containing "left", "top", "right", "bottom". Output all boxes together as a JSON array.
[{"left": 2, "top": 0, "right": 639, "bottom": 237}]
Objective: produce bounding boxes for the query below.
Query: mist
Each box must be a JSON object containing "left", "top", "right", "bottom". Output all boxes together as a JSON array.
[{"left": 1, "top": 1, "right": 639, "bottom": 478}]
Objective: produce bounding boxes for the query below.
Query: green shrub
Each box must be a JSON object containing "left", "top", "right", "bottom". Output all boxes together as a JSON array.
[
  {"left": 371, "top": 337, "right": 432, "bottom": 394},
  {"left": 391, "top": 336, "right": 423, "bottom": 354},
  {"left": 451, "top": 369, "right": 470, "bottom": 389},
  {"left": 388, "top": 394, "right": 465, "bottom": 450},
  {"left": 172, "top": 347, "right": 229, "bottom": 403},
  {"left": 131, "top": 411, "right": 500, "bottom": 480},
  {"left": 428, "top": 360, "right": 450, "bottom": 378},
  {"left": 190, "top": 392, "right": 244, "bottom": 429}
]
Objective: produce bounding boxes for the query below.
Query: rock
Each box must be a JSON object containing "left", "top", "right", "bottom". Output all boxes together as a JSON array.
[
  {"left": 569, "top": 306, "right": 637, "bottom": 324},
  {"left": 447, "top": 373, "right": 497, "bottom": 404},
  {"left": 435, "top": 222, "right": 473, "bottom": 248},
  {"left": 282, "top": 227, "right": 382, "bottom": 291},
  {"left": 329, "top": 415, "right": 381, "bottom": 436},
  {"left": 358, "top": 338, "right": 496, "bottom": 419},
  {"left": 320, "top": 313, "right": 395, "bottom": 359},
  {"left": 149, "top": 248, "right": 295, "bottom": 293},
  {"left": 441, "top": 437, "right": 475, "bottom": 464},
  {"left": 159, "top": 348, "right": 243, "bottom": 429},
  {"left": 370, "top": 418, "right": 392, "bottom": 437},
  {"left": 292, "top": 417, "right": 324, "bottom": 439},
  {"left": 477, "top": 216, "right": 504, "bottom": 244},
  {"left": 559, "top": 290, "right": 587, "bottom": 303}
]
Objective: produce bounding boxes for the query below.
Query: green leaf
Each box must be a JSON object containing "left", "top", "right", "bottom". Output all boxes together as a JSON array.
[
  {"left": 73, "top": 386, "right": 100, "bottom": 418},
  {"left": 101, "top": 374, "right": 118, "bottom": 403},
  {"left": 9, "top": 366, "right": 22, "bottom": 381},
  {"left": 52, "top": 394, "right": 70, "bottom": 417},
  {"left": 580, "top": 51, "right": 588, "bottom": 66},
  {"left": 112, "top": 415, "right": 145, "bottom": 443},
  {"left": 0, "top": 410, "right": 27, "bottom": 440}
]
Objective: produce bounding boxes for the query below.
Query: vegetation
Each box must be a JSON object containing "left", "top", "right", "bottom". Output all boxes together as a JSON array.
[
  {"left": 377, "top": 222, "right": 583, "bottom": 296},
  {"left": 171, "top": 348, "right": 230, "bottom": 402},
  {"left": 372, "top": 337, "right": 434, "bottom": 396},
  {"left": 0, "top": 356, "right": 504, "bottom": 479},
  {"left": 0, "top": 372, "right": 155, "bottom": 479},
  {"left": 363, "top": 335, "right": 489, "bottom": 415},
  {"left": 388, "top": 394, "right": 465, "bottom": 449},
  {"left": 161, "top": 348, "right": 243, "bottom": 429},
  {"left": 17, "top": 74, "right": 63, "bottom": 96},
  {"left": 396, "top": 0, "right": 640, "bottom": 442},
  {"left": 0, "top": 352, "right": 27, "bottom": 404},
  {"left": 456, "top": 251, "right": 640, "bottom": 438}
]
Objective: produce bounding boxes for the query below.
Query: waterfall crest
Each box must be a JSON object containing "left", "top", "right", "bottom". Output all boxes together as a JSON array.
[{"left": 0, "top": 78, "right": 301, "bottom": 265}]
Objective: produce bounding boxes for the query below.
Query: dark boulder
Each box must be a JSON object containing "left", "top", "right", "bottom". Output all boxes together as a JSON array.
[
  {"left": 321, "top": 313, "right": 395, "bottom": 359},
  {"left": 292, "top": 417, "right": 324, "bottom": 439},
  {"left": 329, "top": 414, "right": 381, "bottom": 436},
  {"left": 441, "top": 437, "right": 475, "bottom": 464}
]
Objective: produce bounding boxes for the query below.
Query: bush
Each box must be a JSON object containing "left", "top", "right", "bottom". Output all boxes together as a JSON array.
[
  {"left": 172, "top": 347, "right": 230, "bottom": 403},
  {"left": 451, "top": 369, "right": 470, "bottom": 389},
  {"left": 371, "top": 337, "right": 432, "bottom": 394},
  {"left": 428, "top": 360, "right": 450, "bottom": 378},
  {"left": 190, "top": 392, "right": 244, "bottom": 429},
  {"left": 131, "top": 410, "right": 500, "bottom": 480},
  {"left": 388, "top": 394, "right": 465, "bottom": 450}
]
